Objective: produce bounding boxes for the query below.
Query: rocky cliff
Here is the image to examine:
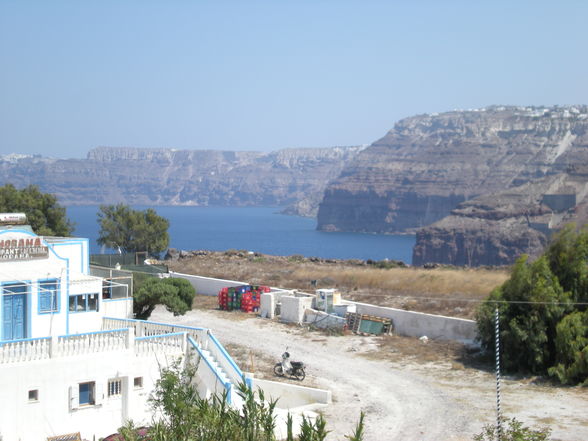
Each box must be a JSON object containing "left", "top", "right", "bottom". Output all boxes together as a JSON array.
[
  {"left": 318, "top": 105, "right": 588, "bottom": 265},
  {"left": 0, "top": 146, "right": 363, "bottom": 214}
]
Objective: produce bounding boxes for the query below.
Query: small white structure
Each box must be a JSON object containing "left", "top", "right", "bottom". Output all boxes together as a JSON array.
[
  {"left": 0, "top": 218, "right": 249, "bottom": 440},
  {"left": 314, "top": 289, "right": 341, "bottom": 313}
]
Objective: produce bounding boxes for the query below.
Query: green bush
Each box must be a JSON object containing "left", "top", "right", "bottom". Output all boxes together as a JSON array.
[
  {"left": 133, "top": 276, "right": 195, "bottom": 320},
  {"left": 476, "top": 225, "right": 588, "bottom": 384},
  {"left": 117, "top": 362, "right": 365, "bottom": 441},
  {"left": 474, "top": 417, "right": 551, "bottom": 441},
  {"left": 548, "top": 310, "right": 588, "bottom": 385},
  {"left": 476, "top": 256, "right": 570, "bottom": 374}
]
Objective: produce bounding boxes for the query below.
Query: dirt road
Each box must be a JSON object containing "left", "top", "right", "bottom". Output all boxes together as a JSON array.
[{"left": 151, "top": 307, "right": 587, "bottom": 441}]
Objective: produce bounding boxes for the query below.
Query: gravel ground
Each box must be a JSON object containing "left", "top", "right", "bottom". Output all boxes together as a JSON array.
[{"left": 151, "top": 306, "right": 587, "bottom": 441}]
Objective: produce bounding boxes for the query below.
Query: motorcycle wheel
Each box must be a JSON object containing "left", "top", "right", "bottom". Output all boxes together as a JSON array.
[
  {"left": 273, "top": 363, "right": 284, "bottom": 377},
  {"left": 294, "top": 368, "right": 306, "bottom": 381}
]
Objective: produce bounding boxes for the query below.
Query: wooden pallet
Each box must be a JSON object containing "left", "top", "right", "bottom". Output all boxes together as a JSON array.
[
  {"left": 47, "top": 433, "right": 81, "bottom": 441},
  {"left": 345, "top": 312, "right": 393, "bottom": 335}
]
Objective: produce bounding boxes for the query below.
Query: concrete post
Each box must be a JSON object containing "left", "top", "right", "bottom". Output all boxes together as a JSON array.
[
  {"left": 260, "top": 293, "right": 275, "bottom": 319},
  {"left": 49, "top": 335, "right": 58, "bottom": 358},
  {"left": 122, "top": 376, "right": 132, "bottom": 422},
  {"left": 126, "top": 327, "right": 135, "bottom": 350}
]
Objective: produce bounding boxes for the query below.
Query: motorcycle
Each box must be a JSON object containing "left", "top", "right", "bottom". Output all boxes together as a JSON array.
[{"left": 273, "top": 350, "right": 306, "bottom": 381}]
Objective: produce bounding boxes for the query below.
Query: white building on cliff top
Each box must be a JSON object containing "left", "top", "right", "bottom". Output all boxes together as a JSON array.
[{"left": 0, "top": 214, "right": 248, "bottom": 440}]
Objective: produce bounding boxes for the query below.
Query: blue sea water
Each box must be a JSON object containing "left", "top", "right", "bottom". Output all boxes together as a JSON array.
[{"left": 67, "top": 206, "right": 415, "bottom": 264}]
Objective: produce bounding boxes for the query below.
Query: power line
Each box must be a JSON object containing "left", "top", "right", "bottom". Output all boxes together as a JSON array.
[{"left": 337, "top": 293, "right": 588, "bottom": 306}]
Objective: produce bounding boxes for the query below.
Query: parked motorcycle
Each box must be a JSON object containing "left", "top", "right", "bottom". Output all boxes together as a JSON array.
[{"left": 273, "top": 350, "right": 306, "bottom": 381}]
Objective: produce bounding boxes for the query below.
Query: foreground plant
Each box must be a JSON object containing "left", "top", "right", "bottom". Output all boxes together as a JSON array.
[
  {"left": 117, "top": 361, "right": 365, "bottom": 441},
  {"left": 474, "top": 417, "right": 551, "bottom": 441}
]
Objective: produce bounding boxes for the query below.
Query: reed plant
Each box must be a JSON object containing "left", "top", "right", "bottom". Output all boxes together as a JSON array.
[{"left": 115, "top": 362, "right": 365, "bottom": 441}]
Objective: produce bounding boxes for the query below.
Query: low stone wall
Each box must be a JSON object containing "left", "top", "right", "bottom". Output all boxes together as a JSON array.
[
  {"left": 250, "top": 377, "right": 331, "bottom": 409},
  {"left": 170, "top": 273, "right": 477, "bottom": 343},
  {"left": 169, "top": 272, "right": 246, "bottom": 296},
  {"left": 345, "top": 300, "right": 477, "bottom": 344}
]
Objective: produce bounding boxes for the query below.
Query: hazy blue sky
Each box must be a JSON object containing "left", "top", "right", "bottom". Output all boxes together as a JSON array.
[{"left": 1, "top": 1, "right": 587, "bottom": 158}]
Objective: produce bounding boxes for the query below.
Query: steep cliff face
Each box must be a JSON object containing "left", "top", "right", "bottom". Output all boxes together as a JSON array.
[
  {"left": 0, "top": 146, "right": 363, "bottom": 211},
  {"left": 413, "top": 171, "right": 588, "bottom": 266},
  {"left": 318, "top": 106, "right": 588, "bottom": 234}
]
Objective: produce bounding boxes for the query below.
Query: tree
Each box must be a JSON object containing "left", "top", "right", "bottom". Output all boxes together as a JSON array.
[
  {"left": 477, "top": 225, "right": 588, "bottom": 383},
  {"left": 97, "top": 204, "right": 170, "bottom": 254},
  {"left": 477, "top": 255, "right": 570, "bottom": 374},
  {"left": 545, "top": 224, "right": 588, "bottom": 305},
  {"left": 133, "top": 276, "right": 195, "bottom": 320},
  {"left": 548, "top": 310, "right": 588, "bottom": 385},
  {"left": 0, "top": 184, "right": 73, "bottom": 236}
]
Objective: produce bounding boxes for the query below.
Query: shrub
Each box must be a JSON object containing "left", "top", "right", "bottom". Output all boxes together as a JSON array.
[
  {"left": 477, "top": 225, "right": 588, "bottom": 384},
  {"left": 117, "top": 362, "right": 365, "bottom": 441},
  {"left": 474, "top": 417, "right": 551, "bottom": 441},
  {"left": 133, "top": 276, "right": 195, "bottom": 320},
  {"left": 548, "top": 310, "right": 588, "bottom": 385},
  {"left": 476, "top": 256, "right": 570, "bottom": 374}
]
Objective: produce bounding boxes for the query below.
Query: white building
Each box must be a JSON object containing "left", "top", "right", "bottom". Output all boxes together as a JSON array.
[{"left": 0, "top": 217, "right": 248, "bottom": 441}]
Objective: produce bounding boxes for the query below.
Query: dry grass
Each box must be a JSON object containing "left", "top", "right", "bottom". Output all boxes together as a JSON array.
[
  {"left": 167, "top": 251, "right": 509, "bottom": 319},
  {"left": 291, "top": 266, "right": 506, "bottom": 296},
  {"left": 369, "top": 334, "right": 481, "bottom": 366}
]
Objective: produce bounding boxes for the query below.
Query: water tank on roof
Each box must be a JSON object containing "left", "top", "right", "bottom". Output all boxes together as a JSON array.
[{"left": 0, "top": 213, "right": 27, "bottom": 225}]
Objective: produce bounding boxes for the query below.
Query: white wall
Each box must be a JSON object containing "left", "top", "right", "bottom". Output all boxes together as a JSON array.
[
  {"left": 0, "top": 348, "right": 181, "bottom": 441},
  {"left": 103, "top": 298, "right": 134, "bottom": 320},
  {"left": 50, "top": 238, "right": 89, "bottom": 274},
  {"left": 280, "top": 296, "right": 313, "bottom": 324},
  {"left": 170, "top": 272, "right": 246, "bottom": 296},
  {"left": 345, "top": 300, "right": 478, "bottom": 343},
  {"left": 67, "top": 278, "right": 104, "bottom": 334},
  {"left": 250, "top": 377, "right": 331, "bottom": 409},
  {"left": 260, "top": 293, "right": 275, "bottom": 319}
]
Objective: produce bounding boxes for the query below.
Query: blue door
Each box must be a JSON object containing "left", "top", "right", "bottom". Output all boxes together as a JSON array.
[{"left": 2, "top": 285, "right": 27, "bottom": 341}]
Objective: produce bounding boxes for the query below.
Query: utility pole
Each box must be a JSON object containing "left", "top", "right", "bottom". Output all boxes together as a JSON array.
[{"left": 495, "top": 307, "right": 502, "bottom": 440}]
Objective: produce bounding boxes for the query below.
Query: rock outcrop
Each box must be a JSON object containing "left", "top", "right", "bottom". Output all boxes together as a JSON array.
[
  {"left": 0, "top": 146, "right": 363, "bottom": 214},
  {"left": 413, "top": 171, "right": 588, "bottom": 266},
  {"left": 318, "top": 105, "right": 588, "bottom": 265}
]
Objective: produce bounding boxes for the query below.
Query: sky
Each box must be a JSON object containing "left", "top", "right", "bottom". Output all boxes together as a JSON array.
[{"left": 1, "top": 1, "right": 587, "bottom": 159}]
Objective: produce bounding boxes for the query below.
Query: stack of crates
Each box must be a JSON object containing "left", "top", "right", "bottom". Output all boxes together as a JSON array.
[
  {"left": 218, "top": 285, "right": 270, "bottom": 312},
  {"left": 218, "top": 287, "right": 229, "bottom": 310}
]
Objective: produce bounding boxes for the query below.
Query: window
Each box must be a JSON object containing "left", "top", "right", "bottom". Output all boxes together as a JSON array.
[
  {"left": 87, "top": 293, "right": 98, "bottom": 311},
  {"left": 79, "top": 382, "right": 95, "bottom": 406},
  {"left": 108, "top": 379, "right": 122, "bottom": 397},
  {"left": 69, "top": 293, "right": 99, "bottom": 312},
  {"left": 28, "top": 389, "right": 38, "bottom": 402},
  {"left": 133, "top": 377, "right": 143, "bottom": 388},
  {"left": 39, "top": 279, "right": 59, "bottom": 313},
  {"left": 102, "top": 283, "right": 112, "bottom": 299}
]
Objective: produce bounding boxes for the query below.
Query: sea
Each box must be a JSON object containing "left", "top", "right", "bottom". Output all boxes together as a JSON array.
[{"left": 67, "top": 206, "right": 415, "bottom": 264}]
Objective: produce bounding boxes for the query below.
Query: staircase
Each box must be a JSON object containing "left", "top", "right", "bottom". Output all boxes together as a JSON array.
[
  {"left": 102, "top": 317, "right": 247, "bottom": 409},
  {"left": 187, "top": 335, "right": 245, "bottom": 409}
]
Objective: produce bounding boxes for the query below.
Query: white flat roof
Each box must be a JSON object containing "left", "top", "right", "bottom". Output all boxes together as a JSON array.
[{"left": 69, "top": 273, "right": 103, "bottom": 284}]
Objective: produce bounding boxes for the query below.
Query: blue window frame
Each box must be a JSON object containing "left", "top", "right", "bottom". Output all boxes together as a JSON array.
[
  {"left": 79, "top": 382, "right": 95, "bottom": 405},
  {"left": 2, "top": 282, "right": 28, "bottom": 340},
  {"left": 69, "top": 293, "right": 99, "bottom": 313},
  {"left": 38, "top": 279, "right": 59, "bottom": 313}
]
